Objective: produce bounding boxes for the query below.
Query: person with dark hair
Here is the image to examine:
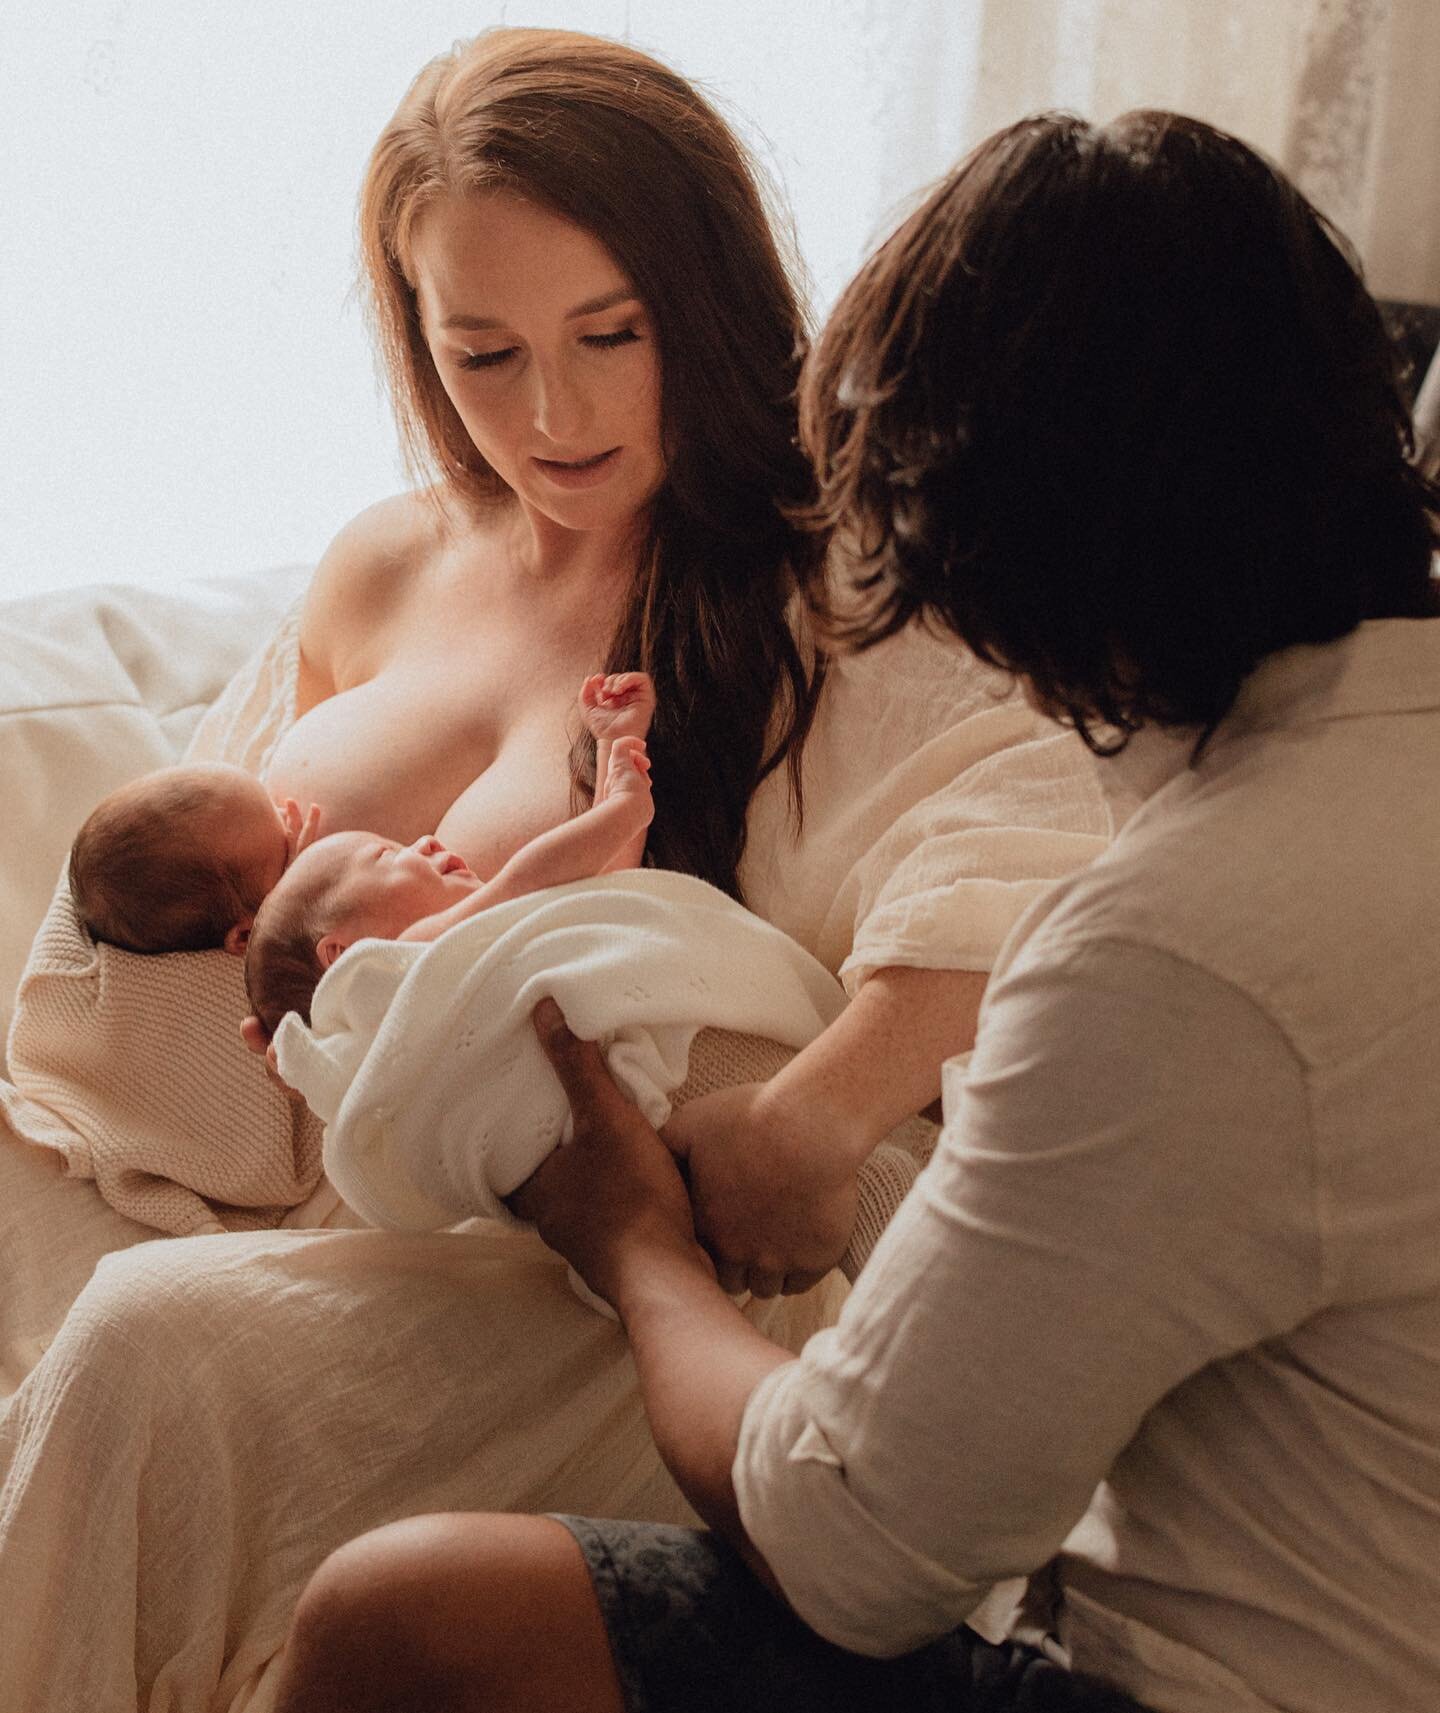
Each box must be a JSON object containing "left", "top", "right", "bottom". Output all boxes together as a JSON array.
[
  {"left": 271, "top": 111, "right": 1440, "bottom": 1712},
  {"left": 0, "top": 36, "right": 1110, "bottom": 1712},
  {"left": 247, "top": 24, "right": 1090, "bottom": 1277}
]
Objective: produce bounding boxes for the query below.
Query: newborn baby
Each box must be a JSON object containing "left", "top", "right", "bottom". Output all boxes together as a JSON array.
[
  {"left": 244, "top": 671, "right": 656, "bottom": 1043},
  {"left": 68, "top": 762, "right": 321, "bottom": 955},
  {"left": 241, "top": 666, "right": 846, "bottom": 1249},
  {"left": 245, "top": 737, "right": 653, "bottom": 1041}
]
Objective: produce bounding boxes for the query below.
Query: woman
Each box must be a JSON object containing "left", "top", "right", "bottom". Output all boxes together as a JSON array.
[
  {"left": 0, "top": 33, "right": 1106, "bottom": 1713},
  {"left": 274, "top": 112, "right": 1440, "bottom": 1712}
]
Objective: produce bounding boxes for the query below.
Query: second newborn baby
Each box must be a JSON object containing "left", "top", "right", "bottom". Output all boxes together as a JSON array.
[{"left": 242, "top": 669, "right": 656, "bottom": 1044}]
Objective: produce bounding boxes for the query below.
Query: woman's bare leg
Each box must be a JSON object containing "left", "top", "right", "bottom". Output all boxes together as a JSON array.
[{"left": 272, "top": 1513, "right": 627, "bottom": 1713}]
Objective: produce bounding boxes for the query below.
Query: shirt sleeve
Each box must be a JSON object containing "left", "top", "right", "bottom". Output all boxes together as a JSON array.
[
  {"left": 733, "top": 932, "right": 1322, "bottom": 1656},
  {"left": 739, "top": 623, "right": 1110, "bottom": 987}
]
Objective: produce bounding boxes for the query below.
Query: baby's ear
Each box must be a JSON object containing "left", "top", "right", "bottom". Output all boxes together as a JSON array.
[
  {"left": 239, "top": 1013, "right": 271, "bottom": 1055},
  {"left": 224, "top": 919, "right": 253, "bottom": 957},
  {"left": 316, "top": 931, "right": 349, "bottom": 970}
]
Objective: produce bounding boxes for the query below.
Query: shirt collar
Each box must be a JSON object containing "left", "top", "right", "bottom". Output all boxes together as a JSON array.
[
  {"left": 1221, "top": 616, "right": 1440, "bottom": 737},
  {"left": 1089, "top": 617, "right": 1440, "bottom": 833}
]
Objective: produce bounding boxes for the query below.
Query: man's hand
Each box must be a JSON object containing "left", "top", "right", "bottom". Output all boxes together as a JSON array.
[
  {"left": 662, "top": 1081, "right": 861, "bottom": 1298},
  {"left": 516, "top": 999, "right": 714, "bottom": 1312}
]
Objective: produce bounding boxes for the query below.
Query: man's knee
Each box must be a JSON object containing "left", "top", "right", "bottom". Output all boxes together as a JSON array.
[
  {"left": 279, "top": 1518, "right": 481, "bottom": 1713},
  {"left": 277, "top": 1513, "right": 616, "bottom": 1713}
]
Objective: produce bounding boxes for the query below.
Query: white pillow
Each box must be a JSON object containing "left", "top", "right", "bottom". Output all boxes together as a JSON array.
[{"left": 0, "top": 567, "right": 310, "bottom": 1060}]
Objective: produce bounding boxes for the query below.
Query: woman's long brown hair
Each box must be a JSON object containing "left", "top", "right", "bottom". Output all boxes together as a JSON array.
[{"left": 359, "top": 28, "right": 825, "bottom": 897}]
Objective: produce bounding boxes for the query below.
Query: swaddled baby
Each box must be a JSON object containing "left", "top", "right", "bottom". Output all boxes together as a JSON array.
[
  {"left": 243, "top": 671, "right": 656, "bottom": 1043},
  {"left": 240, "top": 670, "right": 848, "bottom": 1252}
]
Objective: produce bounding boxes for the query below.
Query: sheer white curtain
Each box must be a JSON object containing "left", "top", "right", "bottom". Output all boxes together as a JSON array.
[
  {"left": 3, "top": 0, "right": 1436, "bottom": 599},
  {"left": 861, "top": 0, "right": 1440, "bottom": 304}
]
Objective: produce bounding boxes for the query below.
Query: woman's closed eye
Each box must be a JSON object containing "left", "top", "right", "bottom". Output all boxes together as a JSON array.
[
  {"left": 460, "top": 346, "right": 519, "bottom": 371},
  {"left": 457, "top": 327, "right": 641, "bottom": 371},
  {"left": 582, "top": 327, "right": 641, "bottom": 350}
]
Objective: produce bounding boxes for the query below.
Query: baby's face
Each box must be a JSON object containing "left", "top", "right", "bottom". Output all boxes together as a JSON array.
[{"left": 292, "top": 831, "right": 478, "bottom": 941}]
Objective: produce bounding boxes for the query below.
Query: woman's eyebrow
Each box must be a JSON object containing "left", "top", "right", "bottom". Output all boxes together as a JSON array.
[
  {"left": 439, "top": 289, "right": 636, "bottom": 332},
  {"left": 564, "top": 289, "right": 636, "bottom": 320}
]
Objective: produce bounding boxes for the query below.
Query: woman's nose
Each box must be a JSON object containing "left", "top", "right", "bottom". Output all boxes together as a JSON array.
[{"left": 531, "top": 361, "right": 589, "bottom": 444}]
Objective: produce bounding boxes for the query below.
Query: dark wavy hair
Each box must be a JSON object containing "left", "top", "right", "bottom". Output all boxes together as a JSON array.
[
  {"left": 798, "top": 110, "right": 1440, "bottom": 751},
  {"left": 361, "top": 27, "right": 824, "bottom": 894}
]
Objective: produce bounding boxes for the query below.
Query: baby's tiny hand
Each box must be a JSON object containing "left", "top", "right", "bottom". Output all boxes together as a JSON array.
[
  {"left": 281, "top": 798, "right": 324, "bottom": 860},
  {"left": 579, "top": 671, "right": 657, "bottom": 742}
]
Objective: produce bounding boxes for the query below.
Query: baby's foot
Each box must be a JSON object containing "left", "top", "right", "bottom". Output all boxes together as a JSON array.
[
  {"left": 579, "top": 671, "right": 656, "bottom": 742},
  {"left": 605, "top": 737, "right": 655, "bottom": 825}
]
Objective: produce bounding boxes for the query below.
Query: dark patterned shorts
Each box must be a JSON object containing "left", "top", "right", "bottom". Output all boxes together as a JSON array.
[{"left": 552, "top": 1516, "right": 1149, "bottom": 1713}]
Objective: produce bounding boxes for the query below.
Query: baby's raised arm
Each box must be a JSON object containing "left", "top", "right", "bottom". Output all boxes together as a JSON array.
[{"left": 397, "top": 737, "right": 654, "bottom": 945}]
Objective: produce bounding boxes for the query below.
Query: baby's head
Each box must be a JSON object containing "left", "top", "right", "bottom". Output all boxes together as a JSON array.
[
  {"left": 244, "top": 831, "right": 476, "bottom": 1038},
  {"left": 69, "top": 763, "right": 300, "bottom": 955}
]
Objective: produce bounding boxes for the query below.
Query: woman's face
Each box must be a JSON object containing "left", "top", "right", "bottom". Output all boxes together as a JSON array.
[{"left": 410, "top": 192, "right": 664, "bottom": 531}]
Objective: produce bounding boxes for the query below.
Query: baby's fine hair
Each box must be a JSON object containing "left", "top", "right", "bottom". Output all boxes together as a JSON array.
[
  {"left": 69, "top": 769, "right": 264, "bottom": 954},
  {"left": 244, "top": 882, "right": 329, "bottom": 1040}
]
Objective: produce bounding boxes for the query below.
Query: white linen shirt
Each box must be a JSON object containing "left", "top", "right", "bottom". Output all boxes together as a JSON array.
[{"left": 734, "top": 618, "right": 1440, "bottom": 1713}]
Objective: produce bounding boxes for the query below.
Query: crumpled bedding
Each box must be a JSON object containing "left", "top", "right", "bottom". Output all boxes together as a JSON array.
[{"left": 0, "top": 594, "right": 1110, "bottom": 1713}]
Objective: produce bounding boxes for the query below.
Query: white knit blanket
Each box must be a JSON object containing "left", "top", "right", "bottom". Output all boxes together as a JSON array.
[{"left": 276, "top": 871, "right": 848, "bottom": 1231}]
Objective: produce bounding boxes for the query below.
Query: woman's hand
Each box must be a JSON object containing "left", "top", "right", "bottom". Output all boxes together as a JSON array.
[
  {"left": 515, "top": 999, "right": 714, "bottom": 1313},
  {"left": 662, "top": 967, "right": 987, "bottom": 1297},
  {"left": 662, "top": 1082, "right": 861, "bottom": 1299}
]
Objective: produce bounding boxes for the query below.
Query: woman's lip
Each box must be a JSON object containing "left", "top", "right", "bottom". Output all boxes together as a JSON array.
[{"left": 533, "top": 448, "right": 620, "bottom": 489}]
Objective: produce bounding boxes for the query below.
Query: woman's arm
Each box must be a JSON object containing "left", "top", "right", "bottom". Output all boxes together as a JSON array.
[
  {"left": 688, "top": 620, "right": 1108, "bottom": 1294},
  {"left": 664, "top": 964, "right": 986, "bottom": 1293}
]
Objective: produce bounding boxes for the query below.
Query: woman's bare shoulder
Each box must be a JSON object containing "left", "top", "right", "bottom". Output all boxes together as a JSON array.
[
  {"left": 298, "top": 490, "right": 453, "bottom": 692},
  {"left": 308, "top": 490, "right": 450, "bottom": 620}
]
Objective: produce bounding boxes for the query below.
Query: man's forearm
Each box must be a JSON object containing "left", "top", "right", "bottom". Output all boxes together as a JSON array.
[{"left": 614, "top": 1244, "right": 793, "bottom": 1585}]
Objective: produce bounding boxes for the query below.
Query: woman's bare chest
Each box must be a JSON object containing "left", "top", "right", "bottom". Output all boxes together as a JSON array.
[{"left": 266, "top": 609, "right": 595, "bottom": 875}]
